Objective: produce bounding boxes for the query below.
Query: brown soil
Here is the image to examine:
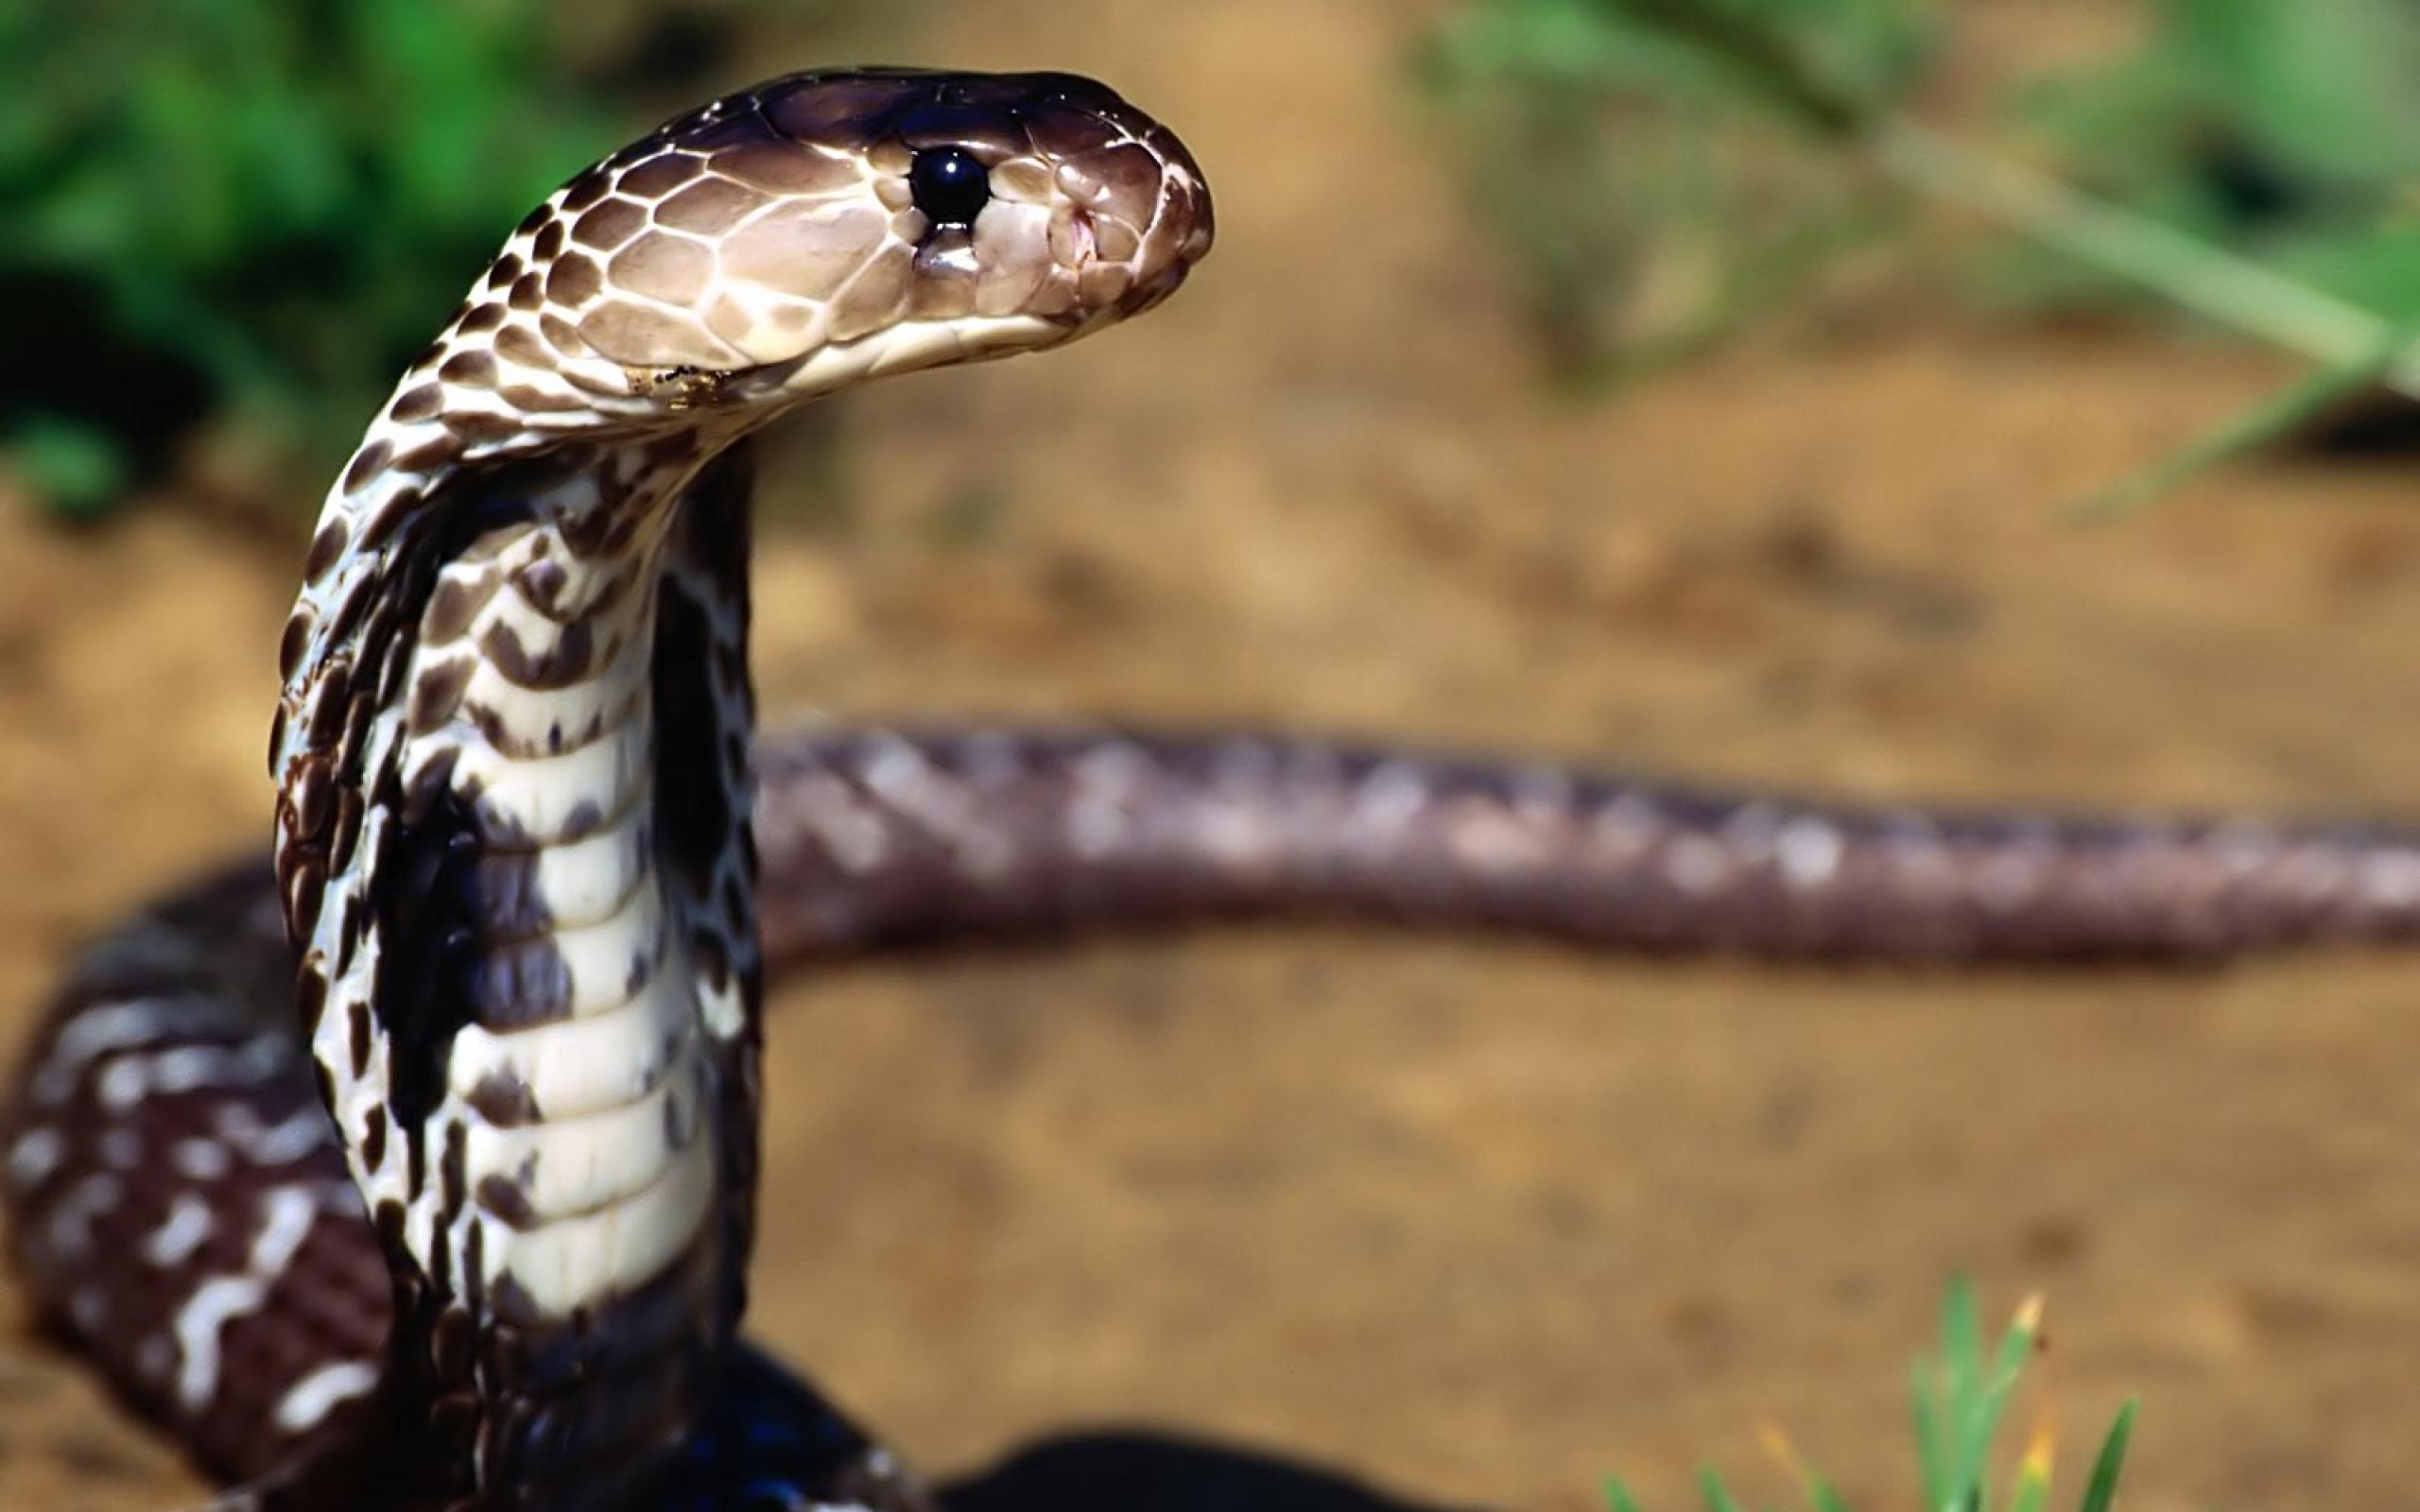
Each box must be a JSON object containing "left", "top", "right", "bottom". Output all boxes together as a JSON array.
[{"left": 7, "top": 4, "right": 2420, "bottom": 1509}]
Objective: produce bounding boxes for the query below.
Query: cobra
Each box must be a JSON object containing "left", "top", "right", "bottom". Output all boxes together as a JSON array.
[{"left": 13, "top": 63, "right": 2420, "bottom": 1512}]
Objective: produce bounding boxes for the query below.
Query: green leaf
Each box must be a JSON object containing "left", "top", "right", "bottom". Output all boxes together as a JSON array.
[
  {"left": 1606, "top": 1476, "right": 1651, "bottom": 1512},
  {"left": 2078, "top": 1401, "right": 2137, "bottom": 1512},
  {"left": 1695, "top": 1465, "right": 1746, "bottom": 1512},
  {"left": 2068, "top": 334, "right": 2409, "bottom": 523},
  {"left": 1602, "top": 1281, "right": 2142, "bottom": 1512},
  {"left": 0, "top": 0, "right": 837, "bottom": 508},
  {"left": 2167, "top": 0, "right": 2420, "bottom": 180},
  {"left": 1910, "top": 1354, "right": 1948, "bottom": 1511}
]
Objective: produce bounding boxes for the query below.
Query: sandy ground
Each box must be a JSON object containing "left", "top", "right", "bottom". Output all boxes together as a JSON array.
[{"left": 9, "top": 2, "right": 2420, "bottom": 1508}]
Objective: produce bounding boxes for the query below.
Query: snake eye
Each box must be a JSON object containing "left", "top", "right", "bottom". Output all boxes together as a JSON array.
[{"left": 908, "top": 147, "right": 991, "bottom": 227}]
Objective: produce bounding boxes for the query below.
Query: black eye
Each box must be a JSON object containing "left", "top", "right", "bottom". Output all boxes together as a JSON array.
[{"left": 908, "top": 147, "right": 991, "bottom": 227}]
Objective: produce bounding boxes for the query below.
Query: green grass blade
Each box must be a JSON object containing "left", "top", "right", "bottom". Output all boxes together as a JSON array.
[
  {"left": 1942, "top": 1279, "right": 1980, "bottom": 1409},
  {"left": 1952, "top": 1296, "right": 2043, "bottom": 1505},
  {"left": 1795, "top": 1458, "right": 1853, "bottom": 1512},
  {"left": 1761, "top": 1426, "right": 1853, "bottom": 1512},
  {"left": 1604, "top": 1475, "right": 1650, "bottom": 1512},
  {"left": 1939, "top": 1279, "right": 1985, "bottom": 1509},
  {"left": 1602, "top": 1283, "right": 2138, "bottom": 1512},
  {"left": 2066, "top": 334, "right": 2406, "bottom": 522},
  {"left": 1695, "top": 1465, "right": 1746, "bottom": 1512},
  {"left": 2005, "top": 1416, "right": 2054, "bottom": 1512},
  {"left": 2079, "top": 1400, "right": 2139, "bottom": 1512},
  {"left": 1910, "top": 1355, "right": 1948, "bottom": 1509}
]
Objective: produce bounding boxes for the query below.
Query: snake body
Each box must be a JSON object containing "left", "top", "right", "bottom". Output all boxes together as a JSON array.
[{"left": 10, "top": 64, "right": 2420, "bottom": 1512}]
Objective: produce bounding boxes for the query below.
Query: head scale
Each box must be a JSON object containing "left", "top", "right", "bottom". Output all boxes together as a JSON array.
[{"left": 433, "top": 67, "right": 1214, "bottom": 438}]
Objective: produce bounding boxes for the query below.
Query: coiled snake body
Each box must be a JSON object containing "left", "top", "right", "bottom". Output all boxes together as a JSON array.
[{"left": 10, "top": 66, "right": 2420, "bottom": 1512}]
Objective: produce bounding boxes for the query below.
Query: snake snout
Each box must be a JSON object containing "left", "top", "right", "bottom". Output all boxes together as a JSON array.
[
  {"left": 1037, "top": 116, "right": 1212, "bottom": 320},
  {"left": 1129, "top": 145, "right": 1214, "bottom": 314}
]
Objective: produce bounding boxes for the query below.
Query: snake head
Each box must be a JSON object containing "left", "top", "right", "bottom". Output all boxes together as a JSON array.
[{"left": 489, "top": 67, "right": 1213, "bottom": 413}]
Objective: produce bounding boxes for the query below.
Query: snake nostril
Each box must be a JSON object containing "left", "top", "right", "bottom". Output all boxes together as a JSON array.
[{"left": 1053, "top": 208, "right": 1098, "bottom": 270}]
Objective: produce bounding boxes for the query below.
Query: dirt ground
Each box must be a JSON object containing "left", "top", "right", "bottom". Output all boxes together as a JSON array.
[{"left": 9, "top": 2, "right": 2420, "bottom": 1508}]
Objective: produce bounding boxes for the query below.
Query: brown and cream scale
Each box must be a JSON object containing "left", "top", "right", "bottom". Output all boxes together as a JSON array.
[{"left": 8, "top": 62, "right": 2420, "bottom": 1512}]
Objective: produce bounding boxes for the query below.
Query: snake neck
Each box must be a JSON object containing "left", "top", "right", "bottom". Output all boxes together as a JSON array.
[{"left": 277, "top": 436, "right": 764, "bottom": 1506}]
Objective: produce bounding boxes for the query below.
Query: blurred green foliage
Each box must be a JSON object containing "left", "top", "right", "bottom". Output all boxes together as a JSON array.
[
  {"left": 1418, "top": 0, "right": 2420, "bottom": 393},
  {"left": 1605, "top": 1280, "right": 2135, "bottom": 1512},
  {"left": 1997, "top": 0, "right": 2420, "bottom": 318},
  {"left": 0, "top": 0, "right": 858, "bottom": 517},
  {"left": 1414, "top": 0, "right": 1937, "bottom": 379}
]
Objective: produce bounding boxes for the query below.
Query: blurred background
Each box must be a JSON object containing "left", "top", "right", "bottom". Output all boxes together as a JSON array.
[{"left": 9, "top": 0, "right": 2420, "bottom": 1507}]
